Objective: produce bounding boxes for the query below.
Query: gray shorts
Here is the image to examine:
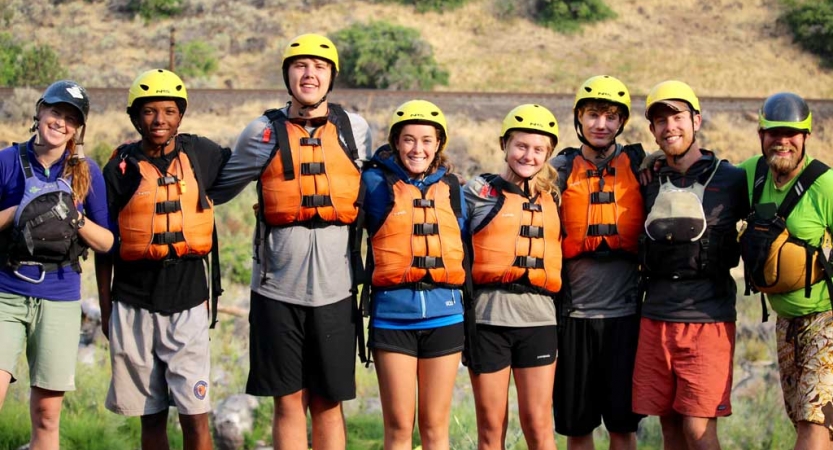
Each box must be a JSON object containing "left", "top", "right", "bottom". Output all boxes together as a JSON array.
[
  {"left": 0, "top": 292, "right": 81, "bottom": 391},
  {"left": 105, "top": 301, "right": 211, "bottom": 416}
]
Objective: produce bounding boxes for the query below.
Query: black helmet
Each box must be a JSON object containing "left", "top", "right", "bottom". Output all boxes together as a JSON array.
[
  {"left": 37, "top": 80, "right": 90, "bottom": 126},
  {"left": 758, "top": 92, "right": 812, "bottom": 134}
]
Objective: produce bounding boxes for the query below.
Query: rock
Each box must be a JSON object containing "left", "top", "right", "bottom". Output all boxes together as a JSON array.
[
  {"left": 213, "top": 394, "right": 260, "bottom": 450},
  {"left": 79, "top": 297, "right": 101, "bottom": 345}
]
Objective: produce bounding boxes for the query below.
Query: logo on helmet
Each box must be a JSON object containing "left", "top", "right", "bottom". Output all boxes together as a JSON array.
[{"left": 66, "top": 86, "right": 85, "bottom": 99}]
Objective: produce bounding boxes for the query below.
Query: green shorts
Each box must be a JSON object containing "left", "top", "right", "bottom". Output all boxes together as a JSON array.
[{"left": 0, "top": 292, "right": 81, "bottom": 391}]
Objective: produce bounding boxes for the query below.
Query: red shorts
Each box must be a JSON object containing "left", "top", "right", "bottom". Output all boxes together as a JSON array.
[{"left": 632, "top": 318, "right": 735, "bottom": 418}]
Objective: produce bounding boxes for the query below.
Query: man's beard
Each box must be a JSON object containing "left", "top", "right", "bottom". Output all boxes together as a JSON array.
[{"left": 766, "top": 145, "right": 801, "bottom": 175}]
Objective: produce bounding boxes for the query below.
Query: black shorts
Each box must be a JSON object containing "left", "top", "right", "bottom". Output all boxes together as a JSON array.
[
  {"left": 369, "top": 322, "right": 464, "bottom": 358},
  {"left": 554, "top": 315, "right": 644, "bottom": 436},
  {"left": 246, "top": 291, "right": 357, "bottom": 402},
  {"left": 469, "top": 324, "right": 557, "bottom": 374}
]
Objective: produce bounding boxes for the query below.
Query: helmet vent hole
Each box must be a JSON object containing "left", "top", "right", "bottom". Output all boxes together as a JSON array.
[
  {"left": 584, "top": 87, "right": 592, "bottom": 93},
  {"left": 514, "top": 115, "right": 524, "bottom": 123},
  {"left": 617, "top": 91, "right": 626, "bottom": 97},
  {"left": 176, "top": 85, "right": 183, "bottom": 92},
  {"left": 396, "top": 111, "right": 405, "bottom": 117},
  {"left": 319, "top": 44, "right": 331, "bottom": 49},
  {"left": 290, "top": 43, "right": 300, "bottom": 48},
  {"left": 548, "top": 122, "right": 556, "bottom": 128},
  {"left": 139, "top": 84, "right": 150, "bottom": 92},
  {"left": 430, "top": 112, "right": 439, "bottom": 117}
]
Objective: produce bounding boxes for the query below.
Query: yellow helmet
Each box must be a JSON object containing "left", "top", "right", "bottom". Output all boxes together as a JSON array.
[
  {"left": 126, "top": 69, "right": 188, "bottom": 114},
  {"left": 501, "top": 104, "right": 559, "bottom": 146},
  {"left": 574, "top": 75, "right": 631, "bottom": 119},
  {"left": 645, "top": 80, "right": 700, "bottom": 119},
  {"left": 282, "top": 33, "right": 339, "bottom": 72},
  {"left": 282, "top": 34, "right": 339, "bottom": 94},
  {"left": 388, "top": 100, "right": 448, "bottom": 152}
]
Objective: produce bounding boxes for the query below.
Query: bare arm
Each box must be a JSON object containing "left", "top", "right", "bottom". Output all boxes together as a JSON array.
[
  {"left": 0, "top": 205, "right": 17, "bottom": 231},
  {"left": 78, "top": 212, "right": 114, "bottom": 253},
  {"left": 95, "top": 253, "right": 113, "bottom": 340}
]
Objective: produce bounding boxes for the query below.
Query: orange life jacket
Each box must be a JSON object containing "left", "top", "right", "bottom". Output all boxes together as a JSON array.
[
  {"left": 558, "top": 145, "right": 645, "bottom": 259},
  {"left": 259, "top": 105, "right": 360, "bottom": 226},
  {"left": 118, "top": 148, "right": 214, "bottom": 261},
  {"left": 371, "top": 174, "right": 466, "bottom": 289},
  {"left": 471, "top": 177, "right": 562, "bottom": 294}
]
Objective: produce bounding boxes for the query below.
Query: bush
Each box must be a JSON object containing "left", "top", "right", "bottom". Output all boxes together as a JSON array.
[
  {"left": 374, "top": 0, "right": 468, "bottom": 13},
  {"left": 330, "top": 22, "right": 449, "bottom": 90},
  {"left": 0, "top": 32, "right": 67, "bottom": 87},
  {"left": 781, "top": 0, "right": 833, "bottom": 65},
  {"left": 535, "top": 0, "right": 616, "bottom": 33},
  {"left": 175, "top": 40, "right": 219, "bottom": 79},
  {"left": 115, "top": 0, "right": 184, "bottom": 20}
]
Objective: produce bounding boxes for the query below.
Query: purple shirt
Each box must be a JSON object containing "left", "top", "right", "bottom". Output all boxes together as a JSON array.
[{"left": 0, "top": 138, "right": 109, "bottom": 301}]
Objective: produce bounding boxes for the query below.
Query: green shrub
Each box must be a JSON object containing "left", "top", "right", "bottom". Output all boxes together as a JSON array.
[
  {"left": 175, "top": 40, "right": 219, "bottom": 79},
  {"left": 535, "top": 0, "right": 617, "bottom": 33},
  {"left": 374, "top": 0, "right": 468, "bottom": 13},
  {"left": 123, "top": 0, "right": 184, "bottom": 20},
  {"left": 0, "top": 32, "right": 67, "bottom": 87},
  {"left": 330, "top": 22, "right": 449, "bottom": 90},
  {"left": 781, "top": 0, "right": 833, "bottom": 65}
]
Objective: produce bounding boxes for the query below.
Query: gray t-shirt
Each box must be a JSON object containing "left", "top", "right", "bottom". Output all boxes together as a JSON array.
[
  {"left": 209, "top": 106, "right": 372, "bottom": 307},
  {"left": 551, "top": 145, "right": 640, "bottom": 318},
  {"left": 562, "top": 257, "right": 639, "bottom": 318},
  {"left": 465, "top": 175, "right": 557, "bottom": 327}
]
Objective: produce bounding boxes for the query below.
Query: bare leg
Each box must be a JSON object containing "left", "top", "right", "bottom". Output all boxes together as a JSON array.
[
  {"left": 309, "top": 394, "right": 346, "bottom": 450},
  {"left": 514, "top": 363, "right": 557, "bottom": 450},
  {"left": 272, "top": 391, "right": 308, "bottom": 450},
  {"left": 141, "top": 410, "right": 170, "bottom": 450},
  {"left": 416, "top": 352, "right": 461, "bottom": 450},
  {"left": 470, "top": 367, "right": 511, "bottom": 450},
  {"left": 29, "top": 387, "right": 64, "bottom": 450},
  {"left": 179, "top": 412, "right": 213, "bottom": 450},
  {"left": 374, "top": 349, "right": 417, "bottom": 450}
]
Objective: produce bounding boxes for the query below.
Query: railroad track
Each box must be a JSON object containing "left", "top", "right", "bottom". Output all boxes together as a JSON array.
[{"left": 3, "top": 87, "right": 833, "bottom": 120}]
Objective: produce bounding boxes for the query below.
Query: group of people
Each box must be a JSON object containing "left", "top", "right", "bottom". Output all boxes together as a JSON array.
[{"left": 0, "top": 31, "right": 830, "bottom": 450}]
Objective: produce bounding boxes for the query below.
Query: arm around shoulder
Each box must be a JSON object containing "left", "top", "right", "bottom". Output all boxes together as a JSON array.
[{"left": 208, "top": 117, "right": 271, "bottom": 205}]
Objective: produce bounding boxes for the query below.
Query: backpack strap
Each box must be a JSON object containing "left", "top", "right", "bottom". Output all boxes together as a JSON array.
[
  {"left": 752, "top": 156, "right": 768, "bottom": 206},
  {"left": 554, "top": 147, "right": 581, "bottom": 193},
  {"left": 329, "top": 103, "right": 359, "bottom": 162},
  {"left": 178, "top": 135, "right": 211, "bottom": 211},
  {"left": 622, "top": 143, "right": 646, "bottom": 178},
  {"left": 263, "top": 108, "right": 295, "bottom": 181},
  {"left": 777, "top": 159, "right": 829, "bottom": 218},
  {"left": 17, "top": 143, "right": 34, "bottom": 179}
]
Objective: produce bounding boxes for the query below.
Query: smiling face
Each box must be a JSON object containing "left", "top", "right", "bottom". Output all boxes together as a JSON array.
[
  {"left": 760, "top": 127, "right": 807, "bottom": 179},
  {"left": 36, "top": 103, "right": 81, "bottom": 150},
  {"left": 395, "top": 123, "right": 440, "bottom": 178},
  {"left": 137, "top": 99, "right": 182, "bottom": 152},
  {"left": 286, "top": 56, "right": 332, "bottom": 110},
  {"left": 578, "top": 103, "right": 624, "bottom": 149},
  {"left": 649, "top": 104, "right": 701, "bottom": 158},
  {"left": 502, "top": 131, "right": 553, "bottom": 182}
]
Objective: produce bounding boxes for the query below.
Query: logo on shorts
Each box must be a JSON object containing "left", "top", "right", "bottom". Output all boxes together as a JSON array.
[
  {"left": 717, "top": 404, "right": 727, "bottom": 411},
  {"left": 537, "top": 354, "right": 552, "bottom": 359},
  {"left": 193, "top": 381, "right": 208, "bottom": 400}
]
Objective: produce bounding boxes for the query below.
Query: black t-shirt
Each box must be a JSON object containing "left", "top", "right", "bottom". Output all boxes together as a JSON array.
[
  {"left": 640, "top": 150, "right": 750, "bottom": 323},
  {"left": 102, "top": 134, "right": 231, "bottom": 314}
]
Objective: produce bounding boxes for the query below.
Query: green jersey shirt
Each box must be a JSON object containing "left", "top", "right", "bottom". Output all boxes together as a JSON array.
[{"left": 739, "top": 155, "right": 833, "bottom": 318}]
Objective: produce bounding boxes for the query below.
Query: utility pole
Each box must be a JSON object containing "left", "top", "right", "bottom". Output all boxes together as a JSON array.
[{"left": 169, "top": 26, "right": 176, "bottom": 72}]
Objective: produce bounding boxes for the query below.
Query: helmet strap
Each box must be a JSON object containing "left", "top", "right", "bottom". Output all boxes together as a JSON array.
[{"left": 288, "top": 96, "right": 328, "bottom": 117}]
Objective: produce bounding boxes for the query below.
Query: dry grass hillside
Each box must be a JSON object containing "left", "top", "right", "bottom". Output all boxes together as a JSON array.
[
  {"left": 4, "top": 0, "right": 833, "bottom": 97},
  {"left": 3, "top": 0, "right": 833, "bottom": 174}
]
